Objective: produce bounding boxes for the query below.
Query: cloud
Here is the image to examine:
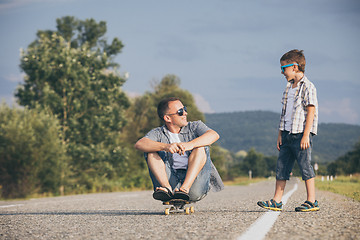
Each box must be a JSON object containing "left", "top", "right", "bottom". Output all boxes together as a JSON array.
[
  {"left": 0, "top": 0, "right": 38, "bottom": 11},
  {"left": 0, "top": 0, "right": 72, "bottom": 12},
  {"left": 193, "top": 93, "right": 214, "bottom": 114},
  {"left": 4, "top": 73, "right": 24, "bottom": 83},
  {"left": 320, "top": 98, "right": 359, "bottom": 125},
  {"left": 125, "top": 91, "right": 141, "bottom": 99},
  {"left": 0, "top": 94, "right": 19, "bottom": 107},
  {"left": 156, "top": 36, "right": 200, "bottom": 62}
]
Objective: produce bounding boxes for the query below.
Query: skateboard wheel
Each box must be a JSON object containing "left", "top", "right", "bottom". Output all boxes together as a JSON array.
[
  {"left": 190, "top": 206, "right": 195, "bottom": 213},
  {"left": 185, "top": 207, "right": 190, "bottom": 215},
  {"left": 165, "top": 208, "right": 170, "bottom": 215}
]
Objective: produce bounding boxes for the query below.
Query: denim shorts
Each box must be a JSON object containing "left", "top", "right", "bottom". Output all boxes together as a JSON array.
[
  {"left": 146, "top": 147, "right": 212, "bottom": 202},
  {"left": 276, "top": 131, "right": 315, "bottom": 181}
]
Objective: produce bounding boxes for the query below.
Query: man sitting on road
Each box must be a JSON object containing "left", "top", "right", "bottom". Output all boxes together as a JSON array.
[{"left": 135, "top": 97, "right": 224, "bottom": 202}]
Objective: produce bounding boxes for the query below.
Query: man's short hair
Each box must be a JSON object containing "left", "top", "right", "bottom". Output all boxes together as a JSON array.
[
  {"left": 280, "top": 49, "right": 306, "bottom": 73},
  {"left": 157, "top": 97, "right": 180, "bottom": 120}
]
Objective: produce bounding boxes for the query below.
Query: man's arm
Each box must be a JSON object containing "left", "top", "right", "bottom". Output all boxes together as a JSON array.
[
  {"left": 134, "top": 137, "right": 187, "bottom": 154},
  {"left": 134, "top": 129, "right": 220, "bottom": 155},
  {"left": 135, "top": 137, "right": 166, "bottom": 152},
  {"left": 183, "top": 129, "right": 219, "bottom": 152},
  {"left": 300, "top": 105, "right": 315, "bottom": 150}
]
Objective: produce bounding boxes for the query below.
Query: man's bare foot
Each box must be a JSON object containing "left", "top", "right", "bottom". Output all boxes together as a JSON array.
[
  {"left": 156, "top": 186, "right": 172, "bottom": 193},
  {"left": 173, "top": 188, "right": 190, "bottom": 201},
  {"left": 174, "top": 187, "right": 188, "bottom": 193}
]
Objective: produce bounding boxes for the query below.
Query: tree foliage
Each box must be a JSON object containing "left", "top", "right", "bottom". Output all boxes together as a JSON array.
[
  {"left": 15, "top": 16, "right": 130, "bottom": 193},
  {"left": 0, "top": 104, "right": 67, "bottom": 198},
  {"left": 327, "top": 140, "right": 360, "bottom": 175},
  {"left": 228, "top": 148, "right": 277, "bottom": 178}
]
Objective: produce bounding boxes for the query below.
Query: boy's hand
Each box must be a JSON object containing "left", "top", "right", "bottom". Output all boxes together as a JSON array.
[
  {"left": 300, "top": 135, "right": 310, "bottom": 150},
  {"left": 277, "top": 133, "right": 282, "bottom": 151}
]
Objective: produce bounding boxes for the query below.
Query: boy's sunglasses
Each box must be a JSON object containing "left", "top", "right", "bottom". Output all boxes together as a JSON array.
[
  {"left": 167, "top": 106, "right": 187, "bottom": 116},
  {"left": 281, "top": 63, "right": 298, "bottom": 73}
]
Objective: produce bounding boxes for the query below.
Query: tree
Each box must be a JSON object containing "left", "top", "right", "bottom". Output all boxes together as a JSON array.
[
  {"left": 241, "top": 148, "right": 268, "bottom": 178},
  {"left": 209, "top": 145, "right": 233, "bottom": 179},
  {"left": 15, "top": 16, "right": 130, "bottom": 192},
  {"left": 327, "top": 139, "right": 360, "bottom": 175},
  {"left": 0, "top": 104, "right": 67, "bottom": 199}
]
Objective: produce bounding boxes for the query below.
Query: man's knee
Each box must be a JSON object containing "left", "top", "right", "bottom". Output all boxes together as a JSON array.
[
  {"left": 192, "top": 146, "right": 205, "bottom": 153},
  {"left": 147, "top": 152, "right": 161, "bottom": 161},
  {"left": 189, "top": 192, "right": 207, "bottom": 202},
  {"left": 189, "top": 147, "right": 206, "bottom": 160},
  {"left": 189, "top": 182, "right": 209, "bottom": 202}
]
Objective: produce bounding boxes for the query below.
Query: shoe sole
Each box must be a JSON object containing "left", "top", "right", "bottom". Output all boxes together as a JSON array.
[
  {"left": 262, "top": 206, "right": 283, "bottom": 211},
  {"left": 153, "top": 191, "right": 172, "bottom": 201},
  {"left": 257, "top": 202, "right": 283, "bottom": 211},
  {"left": 295, "top": 207, "right": 320, "bottom": 212}
]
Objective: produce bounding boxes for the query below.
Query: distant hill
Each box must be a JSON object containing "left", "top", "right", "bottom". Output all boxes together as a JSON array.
[{"left": 205, "top": 111, "right": 360, "bottom": 164}]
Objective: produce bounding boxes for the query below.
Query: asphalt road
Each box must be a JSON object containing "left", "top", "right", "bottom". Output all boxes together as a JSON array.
[{"left": 1, "top": 178, "right": 359, "bottom": 239}]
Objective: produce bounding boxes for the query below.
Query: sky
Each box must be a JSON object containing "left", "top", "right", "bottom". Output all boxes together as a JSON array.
[{"left": 1, "top": 0, "right": 360, "bottom": 125}]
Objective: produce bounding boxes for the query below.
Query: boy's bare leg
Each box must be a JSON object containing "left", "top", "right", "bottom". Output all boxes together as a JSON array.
[
  {"left": 179, "top": 147, "right": 206, "bottom": 192},
  {"left": 147, "top": 152, "right": 172, "bottom": 192},
  {"left": 305, "top": 177, "right": 316, "bottom": 203},
  {"left": 273, "top": 180, "right": 286, "bottom": 203}
]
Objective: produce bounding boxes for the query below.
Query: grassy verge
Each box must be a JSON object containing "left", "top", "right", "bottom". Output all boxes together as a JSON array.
[
  {"left": 223, "top": 176, "right": 269, "bottom": 186},
  {"left": 315, "top": 174, "right": 360, "bottom": 202}
]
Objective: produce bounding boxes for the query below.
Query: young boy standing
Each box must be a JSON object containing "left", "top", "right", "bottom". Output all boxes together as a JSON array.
[{"left": 257, "top": 49, "right": 319, "bottom": 212}]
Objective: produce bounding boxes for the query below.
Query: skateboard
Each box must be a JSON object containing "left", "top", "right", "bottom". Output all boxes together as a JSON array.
[{"left": 162, "top": 199, "right": 195, "bottom": 215}]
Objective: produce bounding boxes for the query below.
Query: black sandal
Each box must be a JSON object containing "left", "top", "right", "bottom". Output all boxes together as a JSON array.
[
  {"left": 153, "top": 187, "right": 173, "bottom": 201},
  {"left": 173, "top": 188, "right": 190, "bottom": 201}
]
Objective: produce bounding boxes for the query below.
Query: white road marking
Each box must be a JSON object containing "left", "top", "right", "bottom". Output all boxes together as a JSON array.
[
  {"left": 0, "top": 204, "right": 24, "bottom": 209},
  {"left": 237, "top": 182, "right": 298, "bottom": 240}
]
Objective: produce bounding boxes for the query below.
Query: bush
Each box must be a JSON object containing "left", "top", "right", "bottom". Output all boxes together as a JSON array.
[{"left": 0, "top": 104, "right": 68, "bottom": 199}]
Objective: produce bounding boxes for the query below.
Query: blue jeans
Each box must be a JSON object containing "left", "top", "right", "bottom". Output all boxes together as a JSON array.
[
  {"left": 276, "top": 131, "right": 315, "bottom": 181},
  {"left": 146, "top": 148, "right": 212, "bottom": 202}
]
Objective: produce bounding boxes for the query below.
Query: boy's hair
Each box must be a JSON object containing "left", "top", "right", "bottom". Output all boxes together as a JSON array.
[
  {"left": 157, "top": 97, "right": 180, "bottom": 120},
  {"left": 280, "top": 49, "right": 306, "bottom": 73}
]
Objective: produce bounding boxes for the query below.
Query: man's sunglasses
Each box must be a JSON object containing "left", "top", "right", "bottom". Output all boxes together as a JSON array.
[
  {"left": 167, "top": 106, "right": 187, "bottom": 116},
  {"left": 281, "top": 63, "right": 298, "bottom": 73}
]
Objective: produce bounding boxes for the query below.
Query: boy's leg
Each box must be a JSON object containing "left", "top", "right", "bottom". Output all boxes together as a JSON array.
[
  {"left": 305, "top": 177, "right": 316, "bottom": 203},
  {"left": 274, "top": 131, "right": 295, "bottom": 202},
  {"left": 295, "top": 133, "right": 316, "bottom": 202},
  {"left": 273, "top": 180, "right": 286, "bottom": 203}
]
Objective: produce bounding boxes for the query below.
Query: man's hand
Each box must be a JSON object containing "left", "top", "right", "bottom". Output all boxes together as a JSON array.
[
  {"left": 166, "top": 142, "right": 195, "bottom": 155},
  {"left": 166, "top": 143, "right": 184, "bottom": 154},
  {"left": 300, "top": 105, "right": 315, "bottom": 150},
  {"left": 300, "top": 135, "right": 310, "bottom": 150}
]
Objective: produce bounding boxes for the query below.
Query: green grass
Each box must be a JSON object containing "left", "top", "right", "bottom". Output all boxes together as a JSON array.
[
  {"left": 316, "top": 174, "right": 360, "bottom": 202},
  {"left": 224, "top": 176, "right": 269, "bottom": 186}
]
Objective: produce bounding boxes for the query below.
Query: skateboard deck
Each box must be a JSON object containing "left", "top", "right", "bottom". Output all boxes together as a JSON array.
[{"left": 162, "top": 199, "right": 195, "bottom": 215}]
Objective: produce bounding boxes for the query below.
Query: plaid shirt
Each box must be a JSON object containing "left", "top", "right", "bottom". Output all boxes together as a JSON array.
[{"left": 279, "top": 75, "right": 318, "bottom": 135}]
